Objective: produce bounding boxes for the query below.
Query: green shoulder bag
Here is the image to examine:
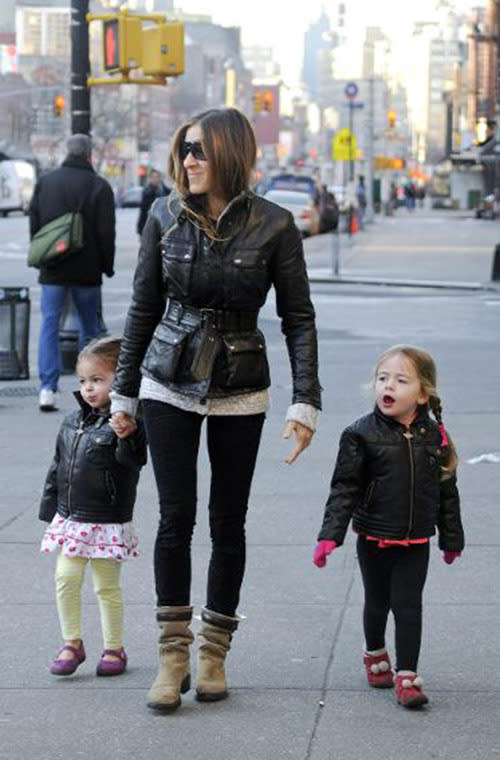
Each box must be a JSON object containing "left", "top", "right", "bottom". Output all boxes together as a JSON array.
[{"left": 28, "top": 211, "right": 84, "bottom": 269}]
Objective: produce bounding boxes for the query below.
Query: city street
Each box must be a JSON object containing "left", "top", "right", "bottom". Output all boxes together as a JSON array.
[{"left": 1, "top": 207, "right": 499, "bottom": 759}]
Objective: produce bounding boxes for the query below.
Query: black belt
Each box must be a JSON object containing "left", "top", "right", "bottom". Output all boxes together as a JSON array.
[{"left": 166, "top": 299, "right": 258, "bottom": 332}]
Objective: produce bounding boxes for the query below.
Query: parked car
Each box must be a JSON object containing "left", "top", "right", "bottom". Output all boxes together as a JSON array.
[
  {"left": 0, "top": 159, "right": 36, "bottom": 216},
  {"left": 264, "top": 189, "right": 320, "bottom": 237},
  {"left": 267, "top": 173, "right": 320, "bottom": 203},
  {"left": 119, "top": 186, "right": 143, "bottom": 208}
]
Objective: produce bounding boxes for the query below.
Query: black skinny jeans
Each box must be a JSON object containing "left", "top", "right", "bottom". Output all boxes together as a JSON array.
[
  {"left": 142, "top": 400, "right": 265, "bottom": 617},
  {"left": 356, "top": 535, "right": 430, "bottom": 672}
]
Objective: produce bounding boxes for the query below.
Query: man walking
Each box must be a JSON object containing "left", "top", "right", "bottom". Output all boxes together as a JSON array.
[
  {"left": 136, "top": 168, "right": 169, "bottom": 236},
  {"left": 29, "top": 134, "right": 115, "bottom": 411}
]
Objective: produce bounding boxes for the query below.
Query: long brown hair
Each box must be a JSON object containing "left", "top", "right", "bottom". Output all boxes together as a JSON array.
[
  {"left": 168, "top": 108, "right": 256, "bottom": 239},
  {"left": 374, "top": 344, "right": 458, "bottom": 471}
]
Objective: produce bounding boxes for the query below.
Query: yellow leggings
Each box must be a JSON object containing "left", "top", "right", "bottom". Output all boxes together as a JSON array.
[{"left": 55, "top": 554, "right": 123, "bottom": 650}]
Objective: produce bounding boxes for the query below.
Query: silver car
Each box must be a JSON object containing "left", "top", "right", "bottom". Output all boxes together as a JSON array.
[{"left": 264, "top": 189, "right": 320, "bottom": 237}]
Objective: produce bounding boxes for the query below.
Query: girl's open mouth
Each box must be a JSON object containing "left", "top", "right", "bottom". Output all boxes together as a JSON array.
[{"left": 382, "top": 395, "right": 395, "bottom": 406}]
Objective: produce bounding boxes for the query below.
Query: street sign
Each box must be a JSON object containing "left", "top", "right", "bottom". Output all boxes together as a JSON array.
[
  {"left": 343, "top": 102, "right": 364, "bottom": 108},
  {"left": 344, "top": 81, "right": 358, "bottom": 99},
  {"left": 332, "top": 128, "right": 357, "bottom": 161}
]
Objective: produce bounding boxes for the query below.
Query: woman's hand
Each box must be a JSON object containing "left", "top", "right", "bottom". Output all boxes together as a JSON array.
[
  {"left": 283, "top": 421, "right": 314, "bottom": 465},
  {"left": 110, "top": 412, "right": 137, "bottom": 439},
  {"left": 313, "top": 540, "right": 338, "bottom": 568}
]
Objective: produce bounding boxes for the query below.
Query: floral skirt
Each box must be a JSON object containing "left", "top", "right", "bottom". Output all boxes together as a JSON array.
[{"left": 41, "top": 515, "right": 139, "bottom": 562}]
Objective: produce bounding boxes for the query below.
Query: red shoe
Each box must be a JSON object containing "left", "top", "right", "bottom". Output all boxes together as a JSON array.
[
  {"left": 394, "top": 673, "right": 429, "bottom": 708},
  {"left": 363, "top": 650, "right": 394, "bottom": 688}
]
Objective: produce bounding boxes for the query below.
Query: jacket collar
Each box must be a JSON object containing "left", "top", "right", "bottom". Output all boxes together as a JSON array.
[
  {"left": 73, "top": 391, "right": 110, "bottom": 425},
  {"left": 170, "top": 189, "right": 252, "bottom": 225},
  {"left": 62, "top": 155, "right": 95, "bottom": 173},
  {"left": 374, "top": 403, "right": 431, "bottom": 430}
]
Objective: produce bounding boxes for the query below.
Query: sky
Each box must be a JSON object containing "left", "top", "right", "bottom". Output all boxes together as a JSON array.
[{"left": 178, "top": 0, "right": 486, "bottom": 86}]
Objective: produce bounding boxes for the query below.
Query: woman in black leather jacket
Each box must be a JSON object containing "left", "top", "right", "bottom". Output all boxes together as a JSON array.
[{"left": 110, "top": 108, "right": 321, "bottom": 712}]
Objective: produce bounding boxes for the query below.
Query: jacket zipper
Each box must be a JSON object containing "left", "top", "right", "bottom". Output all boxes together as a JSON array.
[
  {"left": 403, "top": 429, "right": 414, "bottom": 538},
  {"left": 67, "top": 421, "right": 84, "bottom": 514}
]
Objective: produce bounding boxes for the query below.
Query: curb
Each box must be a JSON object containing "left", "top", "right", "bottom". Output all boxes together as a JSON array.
[{"left": 308, "top": 273, "right": 500, "bottom": 292}]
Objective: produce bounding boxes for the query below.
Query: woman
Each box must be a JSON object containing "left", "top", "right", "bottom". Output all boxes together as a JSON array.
[{"left": 110, "top": 108, "right": 321, "bottom": 713}]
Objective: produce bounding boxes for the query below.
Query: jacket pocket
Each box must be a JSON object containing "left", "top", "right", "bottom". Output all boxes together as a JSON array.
[
  {"left": 105, "top": 471, "right": 117, "bottom": 503},
  {"left": 222, "top": 331, "right": 270, "bottom": 389},
  {"left": 231, "top": 249, "right": 269, "bottom": 306},
  {"left": 141, "top": 321, "right": 189, "bottom": 383},
  {"left": 86, "top": 430, "right": 116, "bottom": 466},
  {"left": 363, "top": 480, "right": 376, "bottom": 508},
  {"left": 162, "top": 240, "right": 195, "bottom": 299}
]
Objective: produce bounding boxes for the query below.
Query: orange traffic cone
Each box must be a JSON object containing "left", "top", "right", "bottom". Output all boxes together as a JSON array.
[{"left": 349, "top": 212, "right": 359, "bottom": 234}]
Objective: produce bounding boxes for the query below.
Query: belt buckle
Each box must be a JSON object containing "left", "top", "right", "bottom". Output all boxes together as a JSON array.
[{"left": 200, "top": 308, "right": 216, "bottom": 327}]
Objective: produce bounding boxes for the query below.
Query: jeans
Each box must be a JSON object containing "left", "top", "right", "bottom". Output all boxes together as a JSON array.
[
  {"left": 142, "top": 400, "right": 265, "bottom": 616},
  {"left": 356, "top": 535, "right": 430, "bottom": 671},
  {"left": 38, "top": 284, "right": 101, "bottom": 391}
]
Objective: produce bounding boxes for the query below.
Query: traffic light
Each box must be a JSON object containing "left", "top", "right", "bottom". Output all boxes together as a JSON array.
[
  {"left": 102, "top": 15, "right": 142, "bottom": 73},
  {"left": 141, "top": 22, "right": 184, "bottom": 77},
  {"left": 387, "top": 110, "right": 396, "bottom": 128},
  {"left": 252, "top": 92, "right": 262, "bottom": 113},
  {"left": 53, "top": 94, "right": 65, "bottom": 117},
  {"left": 262, "top": 90, "right": 273, "bottom": 112}
]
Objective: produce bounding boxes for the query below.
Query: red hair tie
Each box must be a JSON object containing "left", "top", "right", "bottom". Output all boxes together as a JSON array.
[{"left": 438, "top": 423, "right": 449, "bottom": 447}]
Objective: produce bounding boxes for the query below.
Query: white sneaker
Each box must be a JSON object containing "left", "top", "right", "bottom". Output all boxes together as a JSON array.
[{"left": 39, "top": 389, "right": 57, "bottom": 412}]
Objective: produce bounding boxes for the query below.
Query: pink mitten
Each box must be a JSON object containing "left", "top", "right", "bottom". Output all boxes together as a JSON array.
[
  {"left": 443, "top": 551, "right": 461, "bottom": 565},
  {"left": 313, "top": 540, "right": 338, "bottom": 568}
]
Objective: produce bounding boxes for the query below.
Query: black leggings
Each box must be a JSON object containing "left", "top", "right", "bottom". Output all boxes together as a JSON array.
[
  {"left": 356, "top": 535, "right": 430, "bottom": 672},
  {"left": 142, "top": 400, "right": 265, "bottom": 616}
]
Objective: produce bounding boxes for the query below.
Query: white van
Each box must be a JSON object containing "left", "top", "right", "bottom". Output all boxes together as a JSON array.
[{"left": 0, "top": 160, "right": 36, "bottom": 216}]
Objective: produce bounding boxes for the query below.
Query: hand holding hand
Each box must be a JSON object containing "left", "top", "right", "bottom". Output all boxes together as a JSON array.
[
  {"left": 442, "top": 550, "right": 461, "bottom": 565},
  {"left": 110, "top": 412, "right": 137, "bottom": 439},
  {"left": 313, "top": 540, "right": 338, "bottom": 568},
  {"left": 283, "top": 421, "right": 314, "bottom": 465}
]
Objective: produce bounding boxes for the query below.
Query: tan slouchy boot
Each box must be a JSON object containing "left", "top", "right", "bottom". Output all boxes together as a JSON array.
[
  {"left": 195, "top": 607, "right": 239, "bottom": 702},
  {"left": 147, "top": 605, "right": 194, "bottom": 713}
]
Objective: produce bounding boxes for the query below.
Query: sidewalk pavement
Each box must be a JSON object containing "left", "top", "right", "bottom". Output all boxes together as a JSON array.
[{"left": 0, "top": 212, "right": 499, "bottom": 759}]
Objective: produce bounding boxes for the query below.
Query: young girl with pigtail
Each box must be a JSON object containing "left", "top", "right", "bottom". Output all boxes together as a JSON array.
[{"left": 313, "top": 345, "right": 464, "bottom": 709}]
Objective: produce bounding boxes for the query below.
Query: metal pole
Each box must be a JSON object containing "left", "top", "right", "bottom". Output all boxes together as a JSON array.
[
  {"left": 365, "top": 77, "right": 375, "bottom": 223},
  {"left": 331, "top": 226, "right": 341, "bottom": 277},
  {"left": 71, "top": 0, "right": 91, "bottom": 135},
  {"left": 348, "top": 102, "right": 354, "bottom": 236}
]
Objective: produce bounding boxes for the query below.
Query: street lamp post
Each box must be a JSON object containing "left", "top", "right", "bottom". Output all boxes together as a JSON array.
[{"left": 71, "top": 0, "right": 91, "bottom": 135}]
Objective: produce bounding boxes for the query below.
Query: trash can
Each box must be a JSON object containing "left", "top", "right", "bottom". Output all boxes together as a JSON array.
[
  {"left": 0, "top": 286, "right": 30, "bottom": 380},
  {"left": 59, "top": 290, "right": 108, "bottom": 375}
]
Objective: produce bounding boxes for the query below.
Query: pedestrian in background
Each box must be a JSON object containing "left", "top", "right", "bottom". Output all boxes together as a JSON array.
[
  {"left": 136, "top": 168, "right": 170, "bottom": 236},
  {"left": 313, "top": 344, "right": 464, "bottom": 709},
  {"left": 356, "top": 175, "right": 367, "bottom": 228},
  {"left": 39, "top": 337, "right": 147, "bottom": 678},
  {"left": 110, "top": 107, "right": 321, "bottom": 713},
  {"left": 29, "top": 134, "right": 115, "bottom": 412}
]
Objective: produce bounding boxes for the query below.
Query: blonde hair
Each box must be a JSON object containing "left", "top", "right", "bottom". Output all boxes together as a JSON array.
[
  {"left": 374, "top": 344, "right": 458, "bottom": 471},
  {"left": 168, "top": 108, "right": 256, "bottom": 241},
  {"left": 77, "top": 336, "right": 121, "bottom": 372}
]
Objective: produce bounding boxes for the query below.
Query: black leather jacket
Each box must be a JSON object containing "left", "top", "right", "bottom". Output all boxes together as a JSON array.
[
  {"left": 113, "top": 191, "right": 321, "bottom": 407},
  {"left": 39, "top": 394, "right": 147, "bottom": 524},
  {"left": 318, "top": 406, "right": 464, "bottom": 551}
]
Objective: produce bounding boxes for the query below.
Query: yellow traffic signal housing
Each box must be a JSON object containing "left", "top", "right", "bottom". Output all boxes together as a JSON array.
[
  {"left": 102, "top": 15, "right": 142, "bottom": 73},
  {"left": 252, "top": 92, "right": 262, "bottom": 113},
  {"left": 387, "top": 109, "right": 396, "bottom": 128},
  {"left": 142, "top": 22, "right": 184, "bottom": 77},
  {"left": 53, "top": 94, "right": 65, "bottom": 117}
]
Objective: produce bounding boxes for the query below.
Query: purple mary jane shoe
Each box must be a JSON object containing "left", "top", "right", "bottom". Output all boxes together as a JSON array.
[
  {"left": 50, "top": 642, "right": 86, "bottom": 676},
  {"left": 96, "top": 648, "right": 128, "bottom": 677}
]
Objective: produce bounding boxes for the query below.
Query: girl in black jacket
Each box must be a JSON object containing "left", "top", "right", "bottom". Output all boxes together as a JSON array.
[
  {"left": 314, "top": 345, "right": 464, "bottom": 709},
  {"left": 39, "top": 337, "right": 147, "bottom": 678}
]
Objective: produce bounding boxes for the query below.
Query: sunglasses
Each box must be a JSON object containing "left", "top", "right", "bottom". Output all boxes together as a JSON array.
[{"left": 180, "top": 140, "right": 207, "bottom": 162}]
